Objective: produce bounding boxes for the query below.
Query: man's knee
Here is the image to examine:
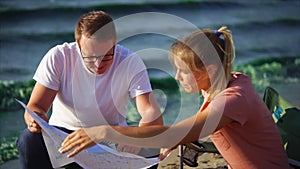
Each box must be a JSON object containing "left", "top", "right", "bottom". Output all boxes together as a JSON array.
[
  {"left": 17, "top": 129, "right": 52, "bottom": 169},
  {"left": 17, "top": 129, "right": 44, "bottom": 152}
]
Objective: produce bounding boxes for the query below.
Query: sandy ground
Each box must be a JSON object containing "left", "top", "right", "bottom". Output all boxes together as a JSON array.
[
  {"left": 0, "top": 150, "right": 227, "bottom": 169},
  {"left": 158, "top": 147, "right": 227, "bottom": 169}
]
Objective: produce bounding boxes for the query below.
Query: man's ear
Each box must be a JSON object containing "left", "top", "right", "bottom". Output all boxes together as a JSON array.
[{"left": 76, "top": 40, "right": 81, "bottom": 49}]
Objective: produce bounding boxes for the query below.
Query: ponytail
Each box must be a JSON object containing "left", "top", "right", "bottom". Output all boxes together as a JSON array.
[{"left": 216, "top": 26, "right": 235, "bottom": 82}]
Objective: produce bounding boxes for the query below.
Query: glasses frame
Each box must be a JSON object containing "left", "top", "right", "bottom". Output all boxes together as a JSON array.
[{"left": 81, "top": 46, "right": 115, "bottom": 63}]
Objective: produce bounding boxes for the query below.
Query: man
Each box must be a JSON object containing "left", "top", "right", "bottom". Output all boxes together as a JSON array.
[{"left": 17, "top": 10, "right": 163, "bottom": 169}]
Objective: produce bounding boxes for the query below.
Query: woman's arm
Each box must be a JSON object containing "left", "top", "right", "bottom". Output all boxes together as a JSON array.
[{"left": 59, "top": 106, "right": 232, "bottom": 157}]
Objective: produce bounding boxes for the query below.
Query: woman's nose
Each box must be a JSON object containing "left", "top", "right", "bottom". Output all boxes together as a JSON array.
[{"left": 175, "top": 70, "right": 181, "bottom": 81}]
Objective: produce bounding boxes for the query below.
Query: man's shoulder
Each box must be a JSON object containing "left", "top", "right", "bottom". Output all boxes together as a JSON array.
[
  {"left": 47, "top": 42, "right": 77, "bottom": 57},
  {"left": 54, "top": 42, "right": 77, "bottom": 51},
  {"left": 115, "top": 44, "right": 131, "bottom": 55},
  {"left": 115, "top": 44, "right": 140, "bottom": 62}
]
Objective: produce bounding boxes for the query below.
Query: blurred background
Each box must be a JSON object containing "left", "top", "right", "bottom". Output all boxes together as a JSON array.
[
  {"left": 0, "top": 0, "right": 299, "bottom": 168},
  {"left": 1, "top": 0, "right": 299, "bottom": 81}
]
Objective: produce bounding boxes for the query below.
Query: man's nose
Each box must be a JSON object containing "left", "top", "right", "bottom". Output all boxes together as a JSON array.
[{"left": 94, "top": 57, "right": 103, "bottom": 66}]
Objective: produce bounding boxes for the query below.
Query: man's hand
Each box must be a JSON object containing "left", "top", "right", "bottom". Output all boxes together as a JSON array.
[
  {"left": 117, "top": 144, "right": 141, "bottom": 155},
  {"left": 59, "top": 128, "right": 100, "bottom": 157},
  {"left": 25, "top": 111, "right": 48, "bottom": 133}
]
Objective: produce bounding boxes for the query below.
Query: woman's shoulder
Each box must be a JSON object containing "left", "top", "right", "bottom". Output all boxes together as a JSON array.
[
  {"left": 229, "top": 72, "right": 253, "bottom": 89},
  {"left": 226, "top": 72, "right": 260, "bottom": 104},
  {"left": 217, "top": 72, "right": 256, "bottom": 102},
  {"left": 231, "top": 72, "right": 250, "bottom": 80}
]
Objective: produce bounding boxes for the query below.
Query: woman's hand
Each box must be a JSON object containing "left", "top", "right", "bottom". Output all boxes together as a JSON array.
[
  {"left": 117, "top": 144, "right": 141, "bottom": 155},
  {"left": 159, "top": 148, "right": 174, "bottom": 161},
  {"left": 59, "top": 127, "right": 101, "bottom": 157}
]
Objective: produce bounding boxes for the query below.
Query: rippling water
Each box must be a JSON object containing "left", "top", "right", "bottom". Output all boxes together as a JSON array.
[{"left": 0, "top": 0, "right": 299, "bottom": 81}]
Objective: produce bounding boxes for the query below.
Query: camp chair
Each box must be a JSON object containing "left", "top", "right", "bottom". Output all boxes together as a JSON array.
[
  {"left": 178, "top": 140, "right": 219, "bottom": 168},
  {"left": 263, "top": 86, "right": 300, "bottom": 168}
]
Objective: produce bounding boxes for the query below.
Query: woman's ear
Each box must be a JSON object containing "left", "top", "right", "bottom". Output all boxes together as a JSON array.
[{"left": 206, "top": 64, "right": 218, "bottom": 77}]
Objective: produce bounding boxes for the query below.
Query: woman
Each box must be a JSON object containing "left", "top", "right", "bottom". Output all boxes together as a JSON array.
[{"left": 59, "top": 26, "right": 290, "bottom": 168}]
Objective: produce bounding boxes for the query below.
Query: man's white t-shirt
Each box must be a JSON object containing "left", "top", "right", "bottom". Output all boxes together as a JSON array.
[{"left": 33, "top": 42, "right": 152, "bottom": 130}]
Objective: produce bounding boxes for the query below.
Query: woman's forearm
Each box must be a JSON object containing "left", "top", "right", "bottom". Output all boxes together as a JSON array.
[
  {"left": 102, "top": 113, "right": 206, "bottom": 149},
  {"left": 60, "top": 109, "right": 211, "bottom": 157},
  {"left": 102, "top": 125, "right": 177, "bottom": 148}
]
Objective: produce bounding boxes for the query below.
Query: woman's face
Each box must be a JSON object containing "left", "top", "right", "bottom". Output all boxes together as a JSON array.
[{"left": 174, "top": 58, "right": 210, "bottom": 93}]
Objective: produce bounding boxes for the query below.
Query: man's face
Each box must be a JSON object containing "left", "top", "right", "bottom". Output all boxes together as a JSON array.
[{"left": 79, "top": 35, "right": 115, "bottom": 74}]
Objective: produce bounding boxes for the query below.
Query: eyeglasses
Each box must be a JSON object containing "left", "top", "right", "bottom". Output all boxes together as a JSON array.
[{"left": 81, "top": 46, "right": 115, "bottom": 63}]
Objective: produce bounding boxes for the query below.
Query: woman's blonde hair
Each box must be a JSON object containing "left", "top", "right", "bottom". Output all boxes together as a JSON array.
[{"left": 169, "top": 26, "right": 235, "bottom": 101}]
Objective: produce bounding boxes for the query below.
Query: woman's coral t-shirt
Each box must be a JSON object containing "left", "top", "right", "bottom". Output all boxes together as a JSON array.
[{"left": 204, "top": 72, "right": 289, "bottom": 169}]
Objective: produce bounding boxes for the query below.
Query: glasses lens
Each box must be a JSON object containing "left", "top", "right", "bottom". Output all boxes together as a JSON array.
[
  {"left": 83, "top": 57, "right": 97, "bottom": 62},
  {"left": 102, "top": 55, "right": 113, "bottom": 61},
  {"left": 82, "top": 46, "right": 114, "bottom": 62}
]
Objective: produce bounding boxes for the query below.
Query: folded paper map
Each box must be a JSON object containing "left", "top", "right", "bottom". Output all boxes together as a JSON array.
[{"left": 16, "top": 99, "right": 159, "bottom": 169}]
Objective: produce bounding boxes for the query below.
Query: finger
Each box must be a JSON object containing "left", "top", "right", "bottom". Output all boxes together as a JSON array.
[
  {"left": 60, "top": 131, "right": 83, "bottom": 153},
  {"left": 125, "top": 147, "right": 133, "bottom": 154},
  {"left": 30, "top": 121, "right": 41, "bottom": 129},
  {"left": 62, "top": 136, "right": 92, "bottom": 157},
  {"left": 117, "top": 144, "right": 131, "bottom": 152},
  {"left": 61, "top": 131, "right": 78, "bottom": 147},
  {"left": 158, "top": 153, "right": 168, "bottom": 161},
  {"left": 117, "top": 144, "right": 125, "bottom": 152},
  {"left": 122, "top": 146, "right": 131, "bottom": 153},
  {"left": 133, "top": 147, "right": 141, "bottom": 154},
  {"left": 158, "top": 154, "right": 166, "bottom": 161},
  {"left": 27, "top": 121, "right": 40, "bottom": 132},
  {"left": 27, "top": 120, "right": 35, "bottom": 127},
  {"left": 158, "top": 149, "right": 172, "bottom": 161},
  {"left": 117, "top": 145, "right": 141, "bottom": 154},
  {"left": 126, "top": 147, "right": 141, "bottom": 154},
  {"left": 61, "top": 135, "right": 71, "bottom": 147},
  {"left": 67, "top": 137, "right": 94, "bottom": 158},
  {"left": 59, "top": 138, "right": 79, "bottom": 154},
  {"left": 28, "top": 122, "right": 32, "bottom": 129},
  {"left": 67, "top": 146, "right": 83, "bottom": 158},
  {"left": 29, "top": 126, "right": 42, "bottom": 133}
]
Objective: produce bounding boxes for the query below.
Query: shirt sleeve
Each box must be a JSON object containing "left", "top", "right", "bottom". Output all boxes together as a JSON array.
[
  {"left": 208, "top": 88, "right": 249, "bottom": 126},
  {"left": 111, "top": 50, "right": 152, "bottom": 99},
  {"left": 33, "top": 46, "right": 63, "bottom": 91},
  {"left": 129, "top": 70, "right": 152, "bottom": 98}
]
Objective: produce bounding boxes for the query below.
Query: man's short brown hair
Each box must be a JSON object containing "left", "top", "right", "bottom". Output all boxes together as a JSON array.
[{"left": 75, "top": 11, "right": 116, "bottom": 41}]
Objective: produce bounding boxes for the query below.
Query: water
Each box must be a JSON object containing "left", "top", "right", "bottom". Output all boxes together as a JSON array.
[
  {"left": 0, "top": 0, "right": 300, "bottom": 81},
  {"left": 0, "top": 110, "right": 25, "bottom": 137}
]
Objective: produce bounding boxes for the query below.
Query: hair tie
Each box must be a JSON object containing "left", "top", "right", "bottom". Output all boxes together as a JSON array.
[{"left": 215, "top": 30, "right": 222, "bottom": 37}]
